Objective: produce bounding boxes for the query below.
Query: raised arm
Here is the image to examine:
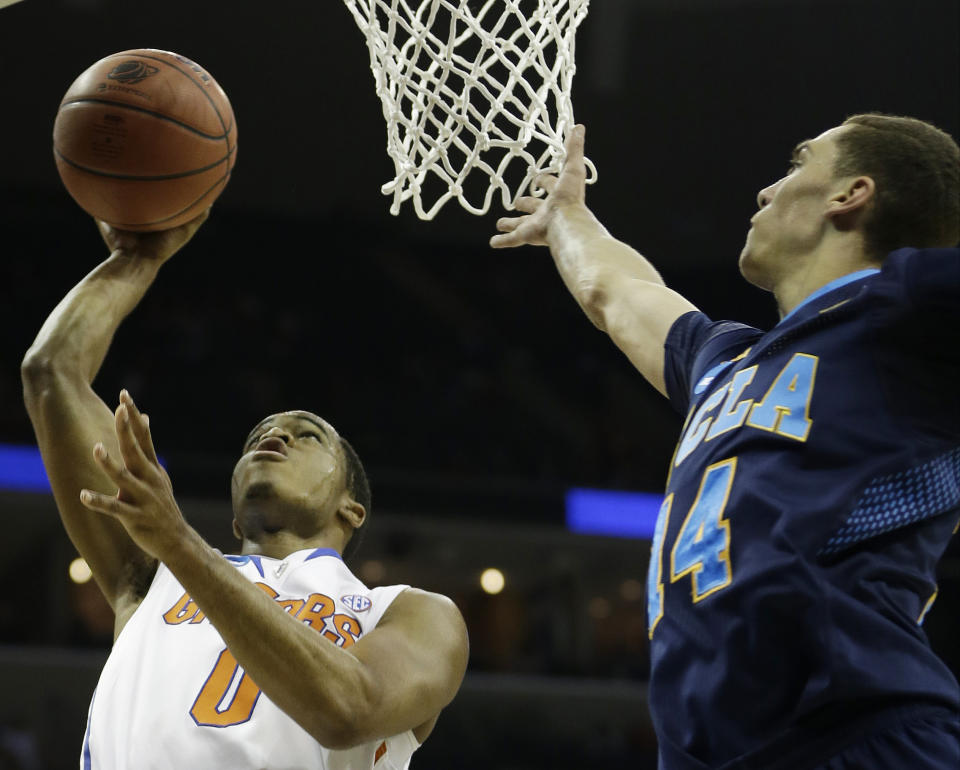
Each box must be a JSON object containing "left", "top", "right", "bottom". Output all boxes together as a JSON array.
[
  {"left": 491, "top": 125, "right": 698, "bottom": 396},
  {"left": 21, "top": 215, "right": 207, "bottom": 627}
]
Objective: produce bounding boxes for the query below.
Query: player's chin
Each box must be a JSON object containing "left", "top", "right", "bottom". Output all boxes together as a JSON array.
[
  {"left": 241, "top": 479, "right": 279, "bottom": 502},
  {"left": 738, "top": 248, "right": 771, "bottom": 290}
]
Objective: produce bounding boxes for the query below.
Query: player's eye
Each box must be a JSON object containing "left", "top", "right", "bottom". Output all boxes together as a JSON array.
[{"left": 299, "top": 432, "right": 322, "bottom": 443}]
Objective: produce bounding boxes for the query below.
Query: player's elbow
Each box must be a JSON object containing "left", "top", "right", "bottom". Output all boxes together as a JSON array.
[
  {"left": 316, "top": 705, "right": 375, "bottom": 750},
  {"left": 21, "top": 349, "right": 83, "bottom": 423},
  {"left": 300, "top": 707, "right": 355, "bottom": 750},
  {"left": 21, "top": 349, "right": 56, "bottom": 409},
  {"left": 303, "top": 671, "right": 383, "bottom": 750},
  {"left": 309, "top": 720, "right": 362, "bottom": 752}
]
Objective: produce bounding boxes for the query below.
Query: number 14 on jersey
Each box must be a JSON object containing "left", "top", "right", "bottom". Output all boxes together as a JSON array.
[{"left": 648, "top": 458, "right": 737, "bottom": 637}]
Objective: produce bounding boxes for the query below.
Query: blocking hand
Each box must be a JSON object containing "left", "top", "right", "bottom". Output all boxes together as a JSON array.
[{"left": 490, "top": 124, "right": 589, "bottom": 249}]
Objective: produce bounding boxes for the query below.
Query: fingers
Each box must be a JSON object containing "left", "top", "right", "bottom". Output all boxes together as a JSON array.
[
  {"left": 115, "top": 401, "right": 146, "bottom": 476},
  {"left": 88, "top": 441, "right": 146, "bottom": 504},
  {"left": 490, "top": 214, "right": 529, "bottom": 249},
  {"left": 495, "top": 196, "right": 544, "bottom": 228},
  {"left": 495, "top": 215, "right": 523, "bottom": 234},
  {"left": 490, "top": 232, "right": 522, "bottom": 249},
  {"left": 119, "top": 390, "right": 159, "bottom": 466},
  {"left": 171, "top": 207, "right": 211, "bottom": 240},
  {"left": 80, "top": 486, "right": 138, "bottom": 519},
  {"left": 533, "top": 174, "right": 559, "bottom": 195},
  {"left": 514, "top": 196, "right": 543, "bottom": 215},
  {"left": 189, "top": 208, "right": 211, "bottom": 229},
  {"left": 84, "top": 391, "right": 162, "bottom": 514},
  {"left": 96, "top": 218, "right": 133, "bottom": 254},
  {"left": 564, "top": 123, "right": 586, "bottom": 164},
  {"left": 551, "top": 124, "right": 587, "bottom": 194},
  {"left": 96, "top": 219, "right": 111, "bottom": 242},
  {"left": 166, "top": 208, "right": 210, "bottom": 245},
  {"left": 114, "top": 391, "right": 160, "bottom": 481},
  {"left": 141, "top": 414, "right": 159, "bottom": 467},
  {"left": 529, "top": 126, "right": 586, "bottom": 199}
]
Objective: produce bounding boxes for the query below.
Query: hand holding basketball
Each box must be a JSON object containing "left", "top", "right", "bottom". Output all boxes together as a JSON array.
[
  {"left": 491, "top": 125, "right": 590, "bottom": 249},
  {"left": 96, "top": 208, "right": 209, "bottom": 265}
]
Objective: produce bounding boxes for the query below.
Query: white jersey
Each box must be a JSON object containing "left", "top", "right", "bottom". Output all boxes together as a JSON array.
[{"left": 81, "top": 547, "right": 418, "bottom": 769}]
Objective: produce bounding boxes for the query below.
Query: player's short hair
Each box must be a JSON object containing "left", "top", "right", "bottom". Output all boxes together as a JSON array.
[
  {"left": 339, "top": 435, "right": 371, "bottom": 561},
  {"left": 834, "top": 114, "right": 960, "bottom": 258}
]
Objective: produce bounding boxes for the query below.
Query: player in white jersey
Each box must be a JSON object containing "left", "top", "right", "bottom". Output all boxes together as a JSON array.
[{"left": 22, "top": 214, "right": 469, "bottom": 769}]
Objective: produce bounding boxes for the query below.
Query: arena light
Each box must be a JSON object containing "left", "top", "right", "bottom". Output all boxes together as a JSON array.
[
  {"left": 588, "top": 596, "right": 612, "bottom": 619},
  {"left": 360, "top": 560, "right": 386, "bottom": 584},
  {"left": 620, "top": 578, "right": 645, "bottom": 602},
  {"left": 565, "top": 488, "right": 663, "bottom": 539},
  {"left": 69, "top": 557, "right": 93, "bottom": 585},
  {"left": 480, "top": 568, "right": 505, "bottom": 595}
]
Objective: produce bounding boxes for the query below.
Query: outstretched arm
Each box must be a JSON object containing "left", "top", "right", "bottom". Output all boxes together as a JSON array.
[
  {"left": 21, "top": 215, "right": 207, "bottom": 629},
  {"left": 80, "top": 393, "right": 469, "bottom": 748},
  {"left": 491, "top": 125, "right": 698, "bottom": 396}
]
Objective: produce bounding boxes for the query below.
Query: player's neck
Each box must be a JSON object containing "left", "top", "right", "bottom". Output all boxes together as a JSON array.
[
  {"left": 238, "top": 530, "right": 344, "bottom": 560},
  {"left": 773, "top": 237, "right": 879, "bottom": 319}
]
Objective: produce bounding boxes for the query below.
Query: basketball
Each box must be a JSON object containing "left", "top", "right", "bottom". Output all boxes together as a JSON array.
[{"left": 53, "top": 49, "right": 237, "bottom": 231}]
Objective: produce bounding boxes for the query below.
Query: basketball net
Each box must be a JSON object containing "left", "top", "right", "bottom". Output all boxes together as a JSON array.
[{"left": 343, "top": 0, "right": 595, "bottom": 220}]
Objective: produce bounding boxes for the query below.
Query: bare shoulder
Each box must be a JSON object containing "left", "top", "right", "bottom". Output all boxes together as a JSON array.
[
  {"left": 358, "top": 585, "right": 469, "bottom": 672},
  {"left": 388, "top": 587, "right": 462, "bottom": 614},
  {"left": 382, "top": 588, "right": 468, "bottom": 640}
]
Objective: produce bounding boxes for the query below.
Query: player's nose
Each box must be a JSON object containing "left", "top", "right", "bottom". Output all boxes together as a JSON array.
[
  {"left": 757, "top": 184, "right": 775, "bottom": 209},
  {"left": 260, "top": 426, "right": 292, "bottom": 444}
]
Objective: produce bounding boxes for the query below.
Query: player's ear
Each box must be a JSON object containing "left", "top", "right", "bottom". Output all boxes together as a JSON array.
[
  {"left": 827, "top": 175, "right": 875, "bottom": 224},
  {"left": 232, "top": 519, "right": 244, "bottom": 541},
  {"left": 338, "top": 497, "right": 366, "bottom": 531}
]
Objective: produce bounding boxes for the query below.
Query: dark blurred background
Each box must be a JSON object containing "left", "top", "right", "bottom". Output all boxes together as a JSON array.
[{"left": 0, "top": 0, "right": 957, "bottom": 767}]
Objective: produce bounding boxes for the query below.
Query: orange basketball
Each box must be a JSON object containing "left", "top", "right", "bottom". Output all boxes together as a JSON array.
[{"left": 53, "top": 49, "right": 237, "bottom": 231}]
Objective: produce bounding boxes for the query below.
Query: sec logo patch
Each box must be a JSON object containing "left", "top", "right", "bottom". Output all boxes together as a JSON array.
[{"left": 342, "top": 595, "right": 372, "bottom": 612}]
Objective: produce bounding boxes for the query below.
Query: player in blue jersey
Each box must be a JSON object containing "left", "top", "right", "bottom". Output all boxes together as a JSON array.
[{"left": 492, "top": 115, "right": 960, "bottom": 769}]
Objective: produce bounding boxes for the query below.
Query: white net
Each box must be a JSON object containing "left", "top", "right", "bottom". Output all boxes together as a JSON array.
[{"left": 343, "top": 0, "right": 595, "bottom": 220}]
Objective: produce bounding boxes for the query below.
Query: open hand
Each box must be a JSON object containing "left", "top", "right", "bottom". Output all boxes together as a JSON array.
[
  {"left": 97, "top": 209, "right": 210, "bottom": 265},
  {"left": 80, "top": 390, "right": 188, "bottom": 562},
  {"left": 490, "top": 124, "right": 589, "bottom": 249}
]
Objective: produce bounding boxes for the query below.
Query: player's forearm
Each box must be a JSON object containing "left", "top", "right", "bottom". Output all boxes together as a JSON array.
[
  {"left": 23, "top": 252, "right": 161, "bottom": 383},
  {"left": 163, "top": 531, "right": 373, "bottom": 749},
  {"left": 546, "top": 203, "right": 665, "bottom": 330}
]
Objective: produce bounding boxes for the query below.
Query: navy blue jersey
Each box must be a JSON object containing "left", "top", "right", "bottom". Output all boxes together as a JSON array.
[{"left": 650, "top": 247, "right": 960, "bottom": 769}]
